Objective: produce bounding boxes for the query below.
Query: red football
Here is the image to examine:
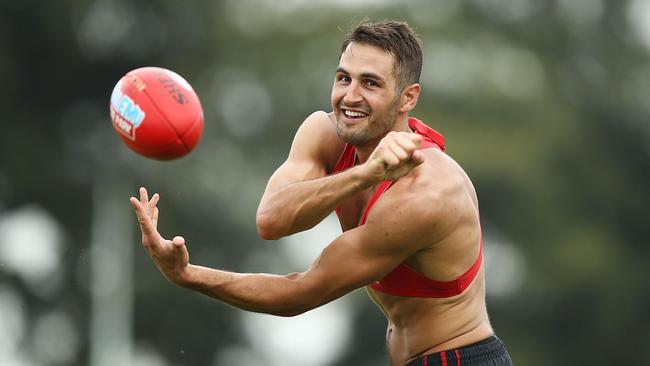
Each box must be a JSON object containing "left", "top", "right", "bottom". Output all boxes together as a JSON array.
[{"left": 109, "top": 67, "right": 204, "bottom": 160}]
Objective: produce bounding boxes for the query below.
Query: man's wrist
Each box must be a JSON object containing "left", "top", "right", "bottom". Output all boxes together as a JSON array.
[
  {"left": 351, "top": 164, "right": 382, "bottom": 188},
  {"left": 170, "top": 264, "right": 196, "bottom": 288}
]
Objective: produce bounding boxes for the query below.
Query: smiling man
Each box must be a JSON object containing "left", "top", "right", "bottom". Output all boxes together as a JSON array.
[{"left": 131, "top": 20, "right": 512, "bottom": 366}]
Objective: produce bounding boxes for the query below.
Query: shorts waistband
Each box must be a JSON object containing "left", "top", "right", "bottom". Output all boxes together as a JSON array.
[{"left": 405, "top": 335, "right": 510, "bottom": 366}]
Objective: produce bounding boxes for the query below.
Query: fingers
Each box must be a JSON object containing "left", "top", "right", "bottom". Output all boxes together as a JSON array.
[
  {"left": 130, "top": 189, "right": 190, "bottom": 284},
  {"left": 129, "top": 196, "right": 143, "bottom": 214},
  {"left": 410, "top": 150, "right": 424, "bottom": 166},
  {"left": 150, "top": 193, "right": 160, "bottom": 207},
  {"left": 385, "top": 140, "right": 409, "bottom": 164},
  {"left": 130, "top": 187, "right": 162, "bottom": 241},
  {"left": 135, "top": 187, "right": 160, "bottom": 215},
  {"left": 382, "top": 132, "right": 422, "bottom": 168},
  {"left": 152, "top": 207, "right": 159, "bottom": 229},
  {"left": 381, "top": 141, "right": 401, "bottom": 167},
  {"left": 394, "top": 133, "right": 421, "bottom": 153},
  {"left": 410, "top": 133, "right": 423, "bottom": 148},
  {"left": 139, "top": 187, "right": 149, "bottom": 204},
  {"left": 130, "top": 196, "right": 156, "bottom": 238},
  {"left": 147, "top": 193, "right": 160, "bottom": 220},
  {"left": 172, "top": 236, "right": 185, "bottom": 247},
  {"left": 364, "top": 132, "right": 427, "bottom": 182}
]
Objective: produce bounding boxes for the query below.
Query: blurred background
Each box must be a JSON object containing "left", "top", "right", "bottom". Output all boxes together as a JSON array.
[{"left": 1, "top": 0, "right": 650, "bottom": 365}]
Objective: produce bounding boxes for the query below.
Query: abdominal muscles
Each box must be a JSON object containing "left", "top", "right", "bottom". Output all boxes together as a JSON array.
[{"left": 366, "top": 269, "right": 492, "bottom": 365}]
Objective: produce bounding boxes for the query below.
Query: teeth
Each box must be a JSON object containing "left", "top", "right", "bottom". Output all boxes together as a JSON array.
[{"left": 344, "top": 110, "right": 367, "bottom": 118}]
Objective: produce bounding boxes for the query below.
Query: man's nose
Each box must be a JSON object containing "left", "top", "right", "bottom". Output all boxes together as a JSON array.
[{"left": 343, "top": 81, "right": 363, "bottom": 105}]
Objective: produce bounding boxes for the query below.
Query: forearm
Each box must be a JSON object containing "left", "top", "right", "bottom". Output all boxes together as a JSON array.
[
  {"left": 180, "top": 264, "right": 317, "bottom": 317},
  {"left": 257, "top": 165, "right": 372, "bottom": 239}
]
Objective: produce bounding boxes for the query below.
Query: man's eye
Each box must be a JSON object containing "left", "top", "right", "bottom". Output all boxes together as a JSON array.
[
  {"left": 365, "top": 80, "right": 378, "bottom": 87},
  {"left": 337, "top": 75, "right": 350, "bottom": 83}
]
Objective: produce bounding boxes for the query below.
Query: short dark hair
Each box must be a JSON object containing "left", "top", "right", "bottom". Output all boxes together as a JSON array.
[{"left": 341, "top": 19, "right": 423, "bottom": 93}]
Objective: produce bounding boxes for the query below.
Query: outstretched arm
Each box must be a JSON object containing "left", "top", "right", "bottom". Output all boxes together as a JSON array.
[{"left": 131, "top": 182, "right": 435, "bottom": 317}]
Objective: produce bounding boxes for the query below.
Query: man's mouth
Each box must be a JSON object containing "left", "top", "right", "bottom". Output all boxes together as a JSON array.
[{"left": 342, "top": 109, "right": 369, "bottom": 119}]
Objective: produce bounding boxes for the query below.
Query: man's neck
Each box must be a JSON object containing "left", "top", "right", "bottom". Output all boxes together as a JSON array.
[{"left": 355, "top": 114, "right": 411, "bottom": 164}]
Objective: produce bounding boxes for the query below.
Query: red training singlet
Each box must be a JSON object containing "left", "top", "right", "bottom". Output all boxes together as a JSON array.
[{"left": 332, "top": 117, "right": 483, "bottom": 298}]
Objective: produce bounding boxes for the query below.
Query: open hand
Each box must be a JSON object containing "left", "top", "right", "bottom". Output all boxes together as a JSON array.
[
  {"left": 130, "top": 187, "right": 190, "bottom": 286},
  {"left": 363, "top": 131, "right": 424, "bottom": 183}
]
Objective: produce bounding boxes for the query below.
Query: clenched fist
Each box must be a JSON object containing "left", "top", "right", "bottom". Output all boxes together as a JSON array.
[{"left": 362, "top": 131, "right": 424, "bottom": 184}]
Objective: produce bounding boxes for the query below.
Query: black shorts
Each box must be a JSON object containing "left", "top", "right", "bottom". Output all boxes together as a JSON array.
[{"left": 405, "top": 335, "right": 512, "bottom": 366}]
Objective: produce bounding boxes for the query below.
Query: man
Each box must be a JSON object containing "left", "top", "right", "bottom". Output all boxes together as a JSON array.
[{"left": 131, "top": 20, "right": 512, "bottom": 365}]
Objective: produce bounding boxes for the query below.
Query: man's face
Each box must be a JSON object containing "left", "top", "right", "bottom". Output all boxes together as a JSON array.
[{"left": 332, "top": 42, "right": 401, "bottom": 147}]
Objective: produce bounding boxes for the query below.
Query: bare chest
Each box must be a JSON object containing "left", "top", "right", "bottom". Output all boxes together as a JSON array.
[{"left": 336, "top": 188, "right": 377, "bottom": 231}]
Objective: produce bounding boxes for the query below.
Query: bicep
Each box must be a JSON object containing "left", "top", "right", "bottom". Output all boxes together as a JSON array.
[
  {"left": 264, "top": 159, "right": 326, "bottom": 195},
  {"left": 297, "top": 183, "right": 441, "bottom": 306},
  {"left": 300, "top": 213, "right": 428, "bottom": 305}
]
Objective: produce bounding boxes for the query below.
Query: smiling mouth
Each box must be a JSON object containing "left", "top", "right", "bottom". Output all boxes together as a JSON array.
[{"left": 342, "top": 109, "right": 369, "bottom": 119}]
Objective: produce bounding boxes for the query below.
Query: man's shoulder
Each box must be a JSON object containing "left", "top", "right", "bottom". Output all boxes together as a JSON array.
[
  {"left": 303, "top": 110, "right": 336, "bottom": 130},
  {"left": 405, "top": 147, "right": 463, "bottom": 191},
  {"left": 292, "top": 111, "right": 345, "bottom": 170},
  {"left": 386, "top": 149, "right": 470, "bottom": 218},
  {"left": 298, "top": 111, "right": 338, "bottom": 140}
]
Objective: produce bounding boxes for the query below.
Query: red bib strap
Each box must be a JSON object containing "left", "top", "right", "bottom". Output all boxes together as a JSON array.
[
  {"left": 359, "top": 180, "right": 392, "bottom": 225},
  {"left": 369, "top": 238, "right": 483, "bottom": 298},
  {"left": 332, "top": 143, "right": 356, "bottom": 175},
  {"left": 331, "top": 118, "right": 483, "bottom": 298},
  {"left": 357, "top": 117, "right": 444, "bottom": 226}
]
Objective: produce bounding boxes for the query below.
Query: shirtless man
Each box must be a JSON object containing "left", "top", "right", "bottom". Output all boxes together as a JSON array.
[{"left": 130, "top": 20, "right": 513, "bottom": 365}]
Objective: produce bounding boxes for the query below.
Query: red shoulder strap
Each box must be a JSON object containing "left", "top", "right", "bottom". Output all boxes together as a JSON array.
[
  {"left": 334, "top": 117, "right": 445, "bottom": 225},
  {"left": 360, "top": 118, "right": 445, "bottom": 225},
  {"left": 359, "top": 180, "right": 393, "bottom": 225},
  {"left": 409, "top": 117, "right": 445, "bottom": 151},
  {"left": 333, "top": 144, "right": 357, "bottom": 217},
  {"left": 332, "top": 143, "right": 356, "bottom": 174}
]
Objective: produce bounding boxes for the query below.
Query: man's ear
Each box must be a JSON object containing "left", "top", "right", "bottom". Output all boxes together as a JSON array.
[{"left": 399, "top": 83, "right": 420, "bottom": 113}]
